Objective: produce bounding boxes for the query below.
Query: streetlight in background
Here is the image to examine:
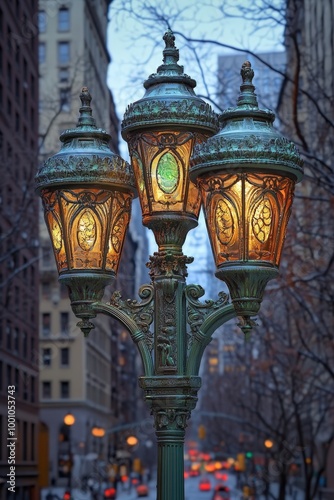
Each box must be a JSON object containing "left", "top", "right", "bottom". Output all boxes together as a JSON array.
[
  {"left": 36, "top": 30, "right": 303, "bottom": 500},
  {"left": 63, "top": 412, "right": 75, "bottom": 497},
  {"left": 264, "top": 439, "right": 274, "bottom": 500}
]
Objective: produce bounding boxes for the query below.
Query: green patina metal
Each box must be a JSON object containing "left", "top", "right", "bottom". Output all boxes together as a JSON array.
[
  {"left": 36, "top": 36, "right": 303, "bottom": 500},
  {"left": 190, "top": 61, "right": 303, "bottom": 333},
  {"left": 122, "top": 29, "right": 218, "bottom": 135},
  {"left": 36, "top": 87, "right": 136, "bottom": 191},
  {"left": 190, "top": 61, "right": 303, "bottom": 180}
]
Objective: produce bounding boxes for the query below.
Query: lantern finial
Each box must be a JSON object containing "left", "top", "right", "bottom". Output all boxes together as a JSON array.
[
  {"left": 162, "top": 29, "right": 179, "bottom": 66},
  {"left": 77, "top": 86, "right": 96, "bottom": 127},
  {"left": 237, "top": 61, "right": 258, "bottom": 108}
]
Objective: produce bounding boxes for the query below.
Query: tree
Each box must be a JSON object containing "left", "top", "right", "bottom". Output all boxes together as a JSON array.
[{"left": 109, "top": 1, "right": 334, "bottom": 498}]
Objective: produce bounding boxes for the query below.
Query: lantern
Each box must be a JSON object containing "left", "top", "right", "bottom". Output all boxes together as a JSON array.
[
  {"left": 122, "top": 30, "right": 218, "bottom": 251},
  {"left": 36, "top": 88, "right": 136, "bottom": 335},
  {"left": 190, "top": 62, "right": 303, "bottom": 320}
]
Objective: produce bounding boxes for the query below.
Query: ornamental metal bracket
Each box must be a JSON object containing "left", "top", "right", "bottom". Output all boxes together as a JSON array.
[
  {"left": 91, "top": 284, "right": 154, "bottom": 376},
  {"left": 184, "top": 286, "right": 237, "bottom": 376}
]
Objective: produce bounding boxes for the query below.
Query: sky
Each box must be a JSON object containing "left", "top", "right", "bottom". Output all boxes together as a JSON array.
[{"left": 106, "top": 0, "right": 285, "bottom": 286}]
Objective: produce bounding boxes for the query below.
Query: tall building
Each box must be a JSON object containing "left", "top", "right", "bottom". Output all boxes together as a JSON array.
[
  {"left": 37, "top": 0, "right": 148, "bottom": 487},
  {"left": 279, "top": 0, "right": 334, "bottom": 493},
  {"left": 0, "top": 1, "right": 40, "bottom": 499}
]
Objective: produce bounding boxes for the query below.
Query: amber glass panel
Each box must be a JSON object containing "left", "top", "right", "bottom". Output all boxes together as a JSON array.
[
  {"left": 130, "top": 130, "right": 202, "bottom": 217},
  {"left": 199, "top": 173, "right": 295, "bottom": 267},
  {"left": 41, "top": 188, "right": 132, "bottom": 274}
]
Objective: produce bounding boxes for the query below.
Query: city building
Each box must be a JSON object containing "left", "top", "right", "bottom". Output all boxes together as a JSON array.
[
  {"left": 0, "top": 1, "right": 40, "bottom": 499},
  {"left": 37, "top": 0, "right": 148, "bottom": 488},
  {"left": 278, "top": 0, "right": 334, "bottom": 492}
]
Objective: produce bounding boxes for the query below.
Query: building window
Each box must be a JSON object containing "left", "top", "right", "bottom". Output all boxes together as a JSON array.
[
  {"left": 31, "top": 376, "right": 35, "bottom": 403},
  {"left": 6, "top": 321, "right": 11, "bottom": 349},
  {"left": 59, "top": 88, "right": 70, "bottom": 112},
  {"left": 6, "top": 365, "right": 12, "bottom": 386},
  {"left": 60, "top": 381, "right": 69, "bottom": 398},
  {"left": 23, "top": 422, "right": 27, "bottom": 460},
  {"left": 42, "top": 348, "right": 52, "bottom": 366},
  {"left": 59, "top": 67, "right": 69, "bottom": 83},
  {"left": 15, "top": 368, "right": 19, "bottom": 394},
  {"left": 58, "top": 41, "right": 70, "bottom": 64},
  {"left": 58, "top": 8, "right": 70, "bottom": 31},
  {"left": 42, "top": 381, "right": 51, "bottom": 398},
  {"left": 23, "top": 372, "right": 28, "bottom": 400},
  {"left": 42, "top": 245, "right": 51, "bottom": 265},
  {"left": 42, "top": 313, "right": 51, "bottom": 336},
  {"left": 38, "top": 10, "right": 46, "bottom": 32},
  {"left": 31, "top": 423, "right": 35, "bottom": 460},
  {"left": 13, "top": 328, "right": 19, "bottom": 352},
  {"left": 39, "top": 42, "right": 46, "bottom": 64},
  {"left": 60, "top": 347, "right": 69, "bottom": 366},
  {"left": 60, "top": 312, "right": 69, "bottom": 335},
  {"left": 23, "top": 332, "right": 27, "bottom": 358},
  {"left": 42, "top": 282, "right": 51, "bottom": 299}
]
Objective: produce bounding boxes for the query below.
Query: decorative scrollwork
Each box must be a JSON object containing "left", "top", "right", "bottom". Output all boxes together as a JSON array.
[
  {"left": 109, "top": 284, "right": 154, "bottom": 351},
  {"left": 185, "top": 284, "right": 229, "bottom": 349},
  {"left": 154, "top": 409, "right": 190, "bottom": 431},
  {"left": 147, "top": 251, "right": 193, "bottom": 278}
]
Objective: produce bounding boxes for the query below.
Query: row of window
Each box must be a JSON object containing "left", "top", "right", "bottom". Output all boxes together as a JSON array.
[
  {"left": 39, "top": 40, "right": 70, "bottom": 65},
  {"left": 42, "top": 380, "right": 70, "bottom": 399},
  {"left": 39, "top": 8, "right": 70, "bottom": 33},
  {"left": 42, "top": 346, "right": 69, "bottom": 367},
  {"left": 0, "top": 361, "right": 36, "bottom": 403},
  {"left": 0, "top": 322, "right": 36, "bottom": 359}
]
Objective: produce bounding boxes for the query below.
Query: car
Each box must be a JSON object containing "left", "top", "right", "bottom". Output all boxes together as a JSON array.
[
  {"left": 136, "top": 484, "right": 149, "bottom": 497},
  {"left": 104, "top": 486, "right": 116, "bottom": 499},
  {"left": 199, "top": 477, "right": 211, "bottom": 492},
  {"left": 189, "top": 469, "right": 200, "bottom": 477},
  {"left": 212, "top": 484, "right": 230, "bottom": 500}
]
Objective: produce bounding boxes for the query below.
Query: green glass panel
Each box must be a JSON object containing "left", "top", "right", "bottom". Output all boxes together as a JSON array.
[{"left": 156, "top": 152, "right": 179, "bottom": 194}]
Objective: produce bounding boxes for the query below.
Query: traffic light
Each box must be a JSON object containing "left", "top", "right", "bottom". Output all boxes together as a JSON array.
[
  {"left": 246, "top": 451, "right": 253, "bottom": 459},
  {"left": 236, "top": 453, "right": 246, "bottom": 471},
  {"left": 198, "top": 425, "right": 206, "bottom": 440}
]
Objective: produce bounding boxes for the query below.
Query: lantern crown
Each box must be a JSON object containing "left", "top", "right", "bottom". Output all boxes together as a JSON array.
[
  {"left": 190, "top": 61, "right": 303, "bottom": 182},
  {"left": 36, "top": 87, "right": 136, "bottom": 193},
  {"left": 122, "top": 29, "right": 218, "bottom": 136}
]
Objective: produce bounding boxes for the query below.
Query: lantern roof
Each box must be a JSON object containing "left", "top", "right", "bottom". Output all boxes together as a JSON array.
[
  {"left": 36, "top": 87, "right": 136, "bottom": 194},
  {"left": 190, "top": 61, "right": 304, "bottom": 182},
  {"left": 121, "top": 29, "right": 218, "bottom": 136}
]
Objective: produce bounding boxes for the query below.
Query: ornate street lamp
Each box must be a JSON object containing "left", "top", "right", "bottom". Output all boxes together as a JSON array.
[{"left": 36, "top": 31, "right": 302, "bottom": 500}]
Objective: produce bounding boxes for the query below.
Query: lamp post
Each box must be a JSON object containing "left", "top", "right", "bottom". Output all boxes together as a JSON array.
[
  {"left": 63, "top": 412, "right": 75, "bottom": 495},
  {"left": 264, "top": 439, "right": 274, "bottom": 500},
  {"left": 36, "top": 30, "right": 303, "bottom": 500}
]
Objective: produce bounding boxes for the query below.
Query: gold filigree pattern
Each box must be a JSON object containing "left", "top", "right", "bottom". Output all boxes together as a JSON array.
[
  {"left": 215, "top": 198, "right": 234, "bottom": 245},
  {"left": 77, "top": 210, "right": 97, "bottom": 251},
  {"left": 252, "top": 197, "right": 272, "bottom": 243}
]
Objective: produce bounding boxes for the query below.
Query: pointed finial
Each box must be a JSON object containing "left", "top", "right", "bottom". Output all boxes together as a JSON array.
[
  {"left": 77, "top": 87, "right": 96, "bottom": 127},
  {"left": 237, "top": 61, "right": 258, "bottom": 108},
  {"left": 162, "top": 28, "right": 180, "bottom": 66},
  {"left": 163, "top": 29, "right": 176, "bottom": 49}
]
